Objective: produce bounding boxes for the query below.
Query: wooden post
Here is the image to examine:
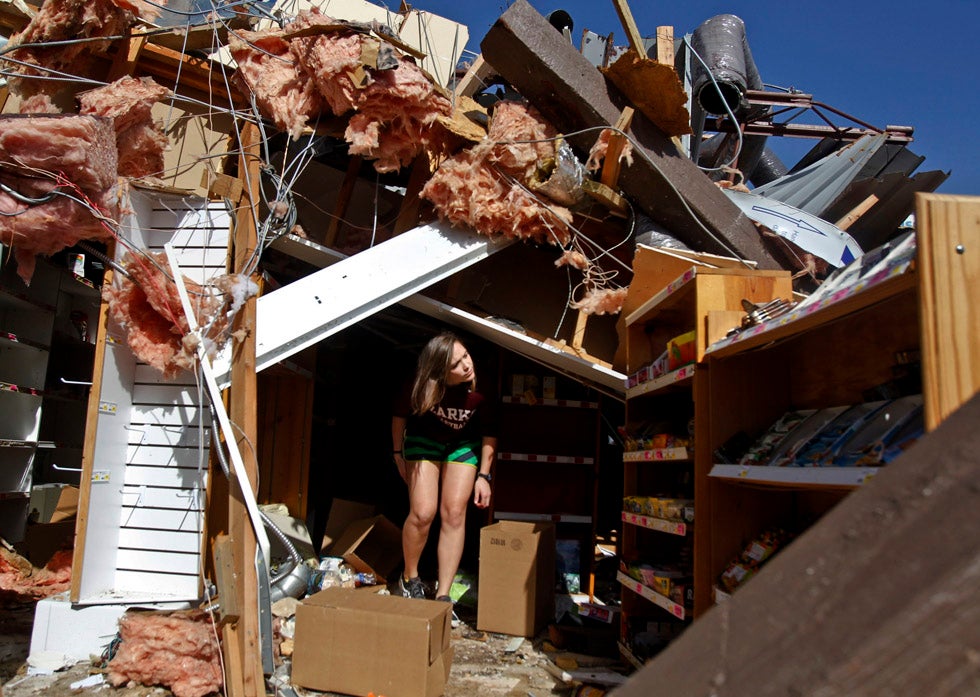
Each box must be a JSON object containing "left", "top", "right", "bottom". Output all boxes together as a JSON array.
[
  {"left": 916, "top": 193, "right": 980, "bottom": 432},
  {"left": 324, "top": 155, "right": 362, "bottom": 248},
  {"left": 655, "top": 26, "right": 674, "bottom": 65},
  {"left": 226, "top": 120, "right": 265, "bottom": 697}
]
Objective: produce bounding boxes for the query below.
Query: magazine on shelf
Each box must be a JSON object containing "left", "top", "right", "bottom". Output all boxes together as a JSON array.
[
  {"left": 736, "top": 409, "right": 815, "bottom": 466},
  {"left": 832, "top": 395, "right": 924, "bottom": 467},
  {"left": 766, "top": 405, "right": 850, "bottom": 467},
  {"left": 789, "top": 400, "right": 890, "bottom": 467},
  {"left": 792, "top": 231, "right": 917, "bottom": 313}
]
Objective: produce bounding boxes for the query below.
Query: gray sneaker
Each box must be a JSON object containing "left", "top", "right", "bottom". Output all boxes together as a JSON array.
[
  {"left": 399, "top": 575, "right": 426, "bottom": 599},
  {"left": 435, "top": 595, "right": 460, "bottom": 627}
]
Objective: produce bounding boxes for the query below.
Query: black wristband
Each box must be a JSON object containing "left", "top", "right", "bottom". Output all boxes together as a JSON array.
[{"left": 393, "top": 450, "right": 402, "bottom": 455}]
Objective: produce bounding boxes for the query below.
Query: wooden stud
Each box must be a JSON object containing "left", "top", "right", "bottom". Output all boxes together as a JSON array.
[
  {"left": 915, "top": 193, "right": 980, "bottom": 432},
  {"left": 392, "top": 155, "right": 434, "bottom": 236},
  {"left": 324, "top": 155, "right": 362, "bottom": 248},
  {"left": 201, "top": 170, "right": 244, "bottom": 202},
  {"left": 612, "top": 0, "right": 647, "bottom": 57},
  {"left": 572, "top": 309, "right": 589, "bottom": 352},
  {"left": 833, "top": 193, "right": 879, "bottom": 231},
  {"left": 453, "top": 54, "right": 498, "bottom": 100},
  {"left": 228, "top": 121, "right": 264, "bottom": 697},
  {"left": 108, "top": 33, "right": 147, "bottom": 80},
  {"left": 70, "top": 240, "right": 116, "bottom": 602},
  {"left": 655, "top": 26, "right": 674, "bottom": 66},
  {"left": 600, "top": 107, "right": 635, "bottom": 190}
]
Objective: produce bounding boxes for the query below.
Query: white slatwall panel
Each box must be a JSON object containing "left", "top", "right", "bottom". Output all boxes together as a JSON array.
[{"left": 78, "top": 189, "right": 228, "bottom": 604}]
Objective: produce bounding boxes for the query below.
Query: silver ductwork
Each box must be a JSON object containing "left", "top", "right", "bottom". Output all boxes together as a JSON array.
[{"left": 690, "top": 14, "right": 770, "bottom": 180}]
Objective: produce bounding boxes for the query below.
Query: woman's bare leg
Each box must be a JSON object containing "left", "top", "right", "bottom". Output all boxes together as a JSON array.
[
  {"left": 436, "top": 463, "right": 477, "bottom": 597},
  {"left": 403, "top": 460, "right": 441, "bottom": 581}
]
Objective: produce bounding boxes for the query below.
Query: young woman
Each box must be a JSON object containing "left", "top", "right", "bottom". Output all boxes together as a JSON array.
[{"left": 392, "top": 332, "right": 498, "bottom": 602}]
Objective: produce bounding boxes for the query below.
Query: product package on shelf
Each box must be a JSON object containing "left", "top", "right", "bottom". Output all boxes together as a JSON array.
[
  {"left": 623, "top": 496, "right": 694, "bottom": 522},
  {"left": 622, "top": 560, "right": 692, "bottom": 606},
  {"left": 718, "top": 528, "right": 795, "bottom": 593}
]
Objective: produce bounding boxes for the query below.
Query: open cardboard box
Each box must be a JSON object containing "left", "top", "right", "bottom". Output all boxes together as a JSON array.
[
  {"left": 330, "top": 514, "right": 402, "bottom": 584},
  {"left": 292, "top": 587, "right": 453, "bottom": 697}
]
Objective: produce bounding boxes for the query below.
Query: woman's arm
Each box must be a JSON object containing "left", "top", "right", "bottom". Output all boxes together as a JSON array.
[
  {"left": 473, "top": 435, "right": 497, "bottom": 508},
  {"left": 392, "top": 415, "right": 408, "bottom": 482}
]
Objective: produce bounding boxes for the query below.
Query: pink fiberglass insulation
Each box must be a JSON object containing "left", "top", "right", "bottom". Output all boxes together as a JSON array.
[
  {"left": 18, "top": 93, "right": 60, "bottom": 114},
  {"left": 0, "top": 114, "right": 118, "bottom": 283},
  {"left": 344, "top": 55, "right": 452, "bottom": 172},
  {"left": 229, "top": 27, "right": 326, "bottom": 141},
  {"left": 5, "top": 0, "right": 163, "bottom": 98},
  {"left": 107, "top": 609, "right": 222, "bottom": 697},
  {"left": 230, "top": 8, "right": 450, "bottom": 171},
  {"left": 570, "top": 287, "right": 629, "bottom": 315},
  {"left": 104, "top": 251, "right": 257, "bottom": 379},
  {"left": 78, "top": 76, "right": 170, "bottom": 178},
  {"left": 0, "top": 548, "right": 72, "bottom": 603},
  {"left": 421, "top": 101, "right": 573, "bottom": 245}
]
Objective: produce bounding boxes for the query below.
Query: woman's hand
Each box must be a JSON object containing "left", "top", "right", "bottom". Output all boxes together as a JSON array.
[
  {"left": 394, "top": 453, "right": 407, "bottom": 483},
  {"left": 473, "top": 475, "right": 492, "bottom": 508}
]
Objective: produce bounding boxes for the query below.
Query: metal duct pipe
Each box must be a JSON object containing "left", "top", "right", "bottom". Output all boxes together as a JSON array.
[
  {"left": 750, "top": 146, "right": 789, "bottom": 186},
  {"left": 690, "top": 14, "right": 763, "bottom": 116},
  {"left": 546, "top": 10, "right": 573, "bottom": 36},
  {"left": 690, "top": 14, "right": 770, "bottom": 181}
]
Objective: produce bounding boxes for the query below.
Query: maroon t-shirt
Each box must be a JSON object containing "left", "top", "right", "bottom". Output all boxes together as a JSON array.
[{"left": 394, "top": 382, "right": 499, "bottom": 444}]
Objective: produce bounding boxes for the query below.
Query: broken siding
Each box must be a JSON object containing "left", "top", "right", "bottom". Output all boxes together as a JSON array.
[{"left": 75, "top": 189, "right": 228, "bottom": 603}]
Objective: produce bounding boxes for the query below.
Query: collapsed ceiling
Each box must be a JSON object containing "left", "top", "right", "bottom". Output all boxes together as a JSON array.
[{"left": 0, "top": 0, "right": 947, "bottom": 381}]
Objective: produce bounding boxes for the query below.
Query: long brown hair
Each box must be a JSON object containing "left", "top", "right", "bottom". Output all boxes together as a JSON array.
[{"left": 410, "top": 332, "right": 476, "bottom": 415}]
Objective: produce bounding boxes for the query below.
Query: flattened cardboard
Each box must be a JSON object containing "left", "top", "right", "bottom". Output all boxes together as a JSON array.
[
  {"left": 292, "top": 587, "right": 453, "bottom": 697},
  {"left": 477, "top": 520, "right": 556, "bottom": 637},
  {"left": 320, "top": 498, "right": 377, "bottom": 554},
  {"left": 331, "top": 515, "right": 402, "bottom": 583}
]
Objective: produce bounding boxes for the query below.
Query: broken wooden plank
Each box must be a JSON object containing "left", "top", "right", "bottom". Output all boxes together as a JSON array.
[
  {"left": 600, "top": 107, "right": 634, "bottom": 190},
  {"left": 481, "top": 0, "right": 786, "bottom": 270}
]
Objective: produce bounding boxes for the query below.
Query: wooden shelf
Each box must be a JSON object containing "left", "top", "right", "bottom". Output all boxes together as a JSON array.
[
  {"left": 0, "top": 331, "right": 49, "bottom": 352},
  {"left": 500, "top": 395, "right": 599, "bottom": 409},
  {"left": 623, "top": 447, "right": 690, "bottom": 462},
  {"left": 617, "top": 571, "right": 686, "bottom": 620},
  {"left": 707, "top": 271, "right": 916, "bottom": 360},
  {"left": 625, "top": 365, "right": 694, "bottom": 398},
  {"left": 709, "top": 464, "right": 881, "bottom": 490},
  {"left": 498, "top": 452, "right": 594, "bottom": 465},
  {"left": 621, "top": 510, "right": 688, "bottom": 536},
  {"left": 617, "top": 640, "right": 645, "bottom": 670}
]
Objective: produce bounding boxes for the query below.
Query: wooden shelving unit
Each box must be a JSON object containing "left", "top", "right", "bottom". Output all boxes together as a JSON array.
[
  {"left": 619, "top": 261, "right": 792, "bottom": 665},
  {"left": 492, "top": 354, "right": 604, "bottom": 594},
  {"left": 696, "top": 262, "right": 921, "bottom": 616}
]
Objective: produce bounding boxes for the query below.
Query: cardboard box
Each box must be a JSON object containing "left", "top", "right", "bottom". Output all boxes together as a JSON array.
[
  {"left": 331, "top": 515, "right": 402, "bottom": 583},
  {"left": 320, "top": 498, "right": 377, "bottom": 554},
  {"left": 292, "top": 587, "right": 453, "bottom": 697},
  {"left": 477, "top": 520, "right": 555, "bottom": 637}
]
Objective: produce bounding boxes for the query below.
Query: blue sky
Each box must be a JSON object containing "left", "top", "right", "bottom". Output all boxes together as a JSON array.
[{"left": 414, "top": 0, "right": 978, "bottom": 196}]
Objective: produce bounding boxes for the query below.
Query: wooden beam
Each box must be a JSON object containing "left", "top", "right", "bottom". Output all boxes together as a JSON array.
[
  {"left": 227, "top": 121, "right": 264, "bottom": 697},
  {"left": 70, "top": 240, "right": 116, "bottom": 603},
  {"left": 600, "top": 107, "right": 634, "bottom": 190},
  {"left": 916, "top": 193, "right": 980, "bottom": 432},
  {"left": 453, "top": 54, "right": 498, "bottom": 100},
  {"left": 214, "top": 535, "right": 244, "bottom": 697},
  {"left": 655, "top": 26, "right": 674, "bottom": 65},
  {"left": 834, "top": 193, "right": 879, "bottom": 231},
  {"left": 107, "top": 32, "right": 147, "bottom": 80},
  {"left": 324, "top": 155, "right": 362, "bottom": 248},
  {"left": 481, "top": 0, "right": 786, "bottom": 269},
  {"left": 392, "top": 155, "right": 434, "bottom": 236},
  {"left": 612, "top": 0, "right": 646, "bottom": 57}
]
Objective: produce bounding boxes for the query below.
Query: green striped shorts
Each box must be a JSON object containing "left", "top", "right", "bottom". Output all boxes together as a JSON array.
[{"left": 404, "top": 435, "right": 479, "bottom": 467}]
